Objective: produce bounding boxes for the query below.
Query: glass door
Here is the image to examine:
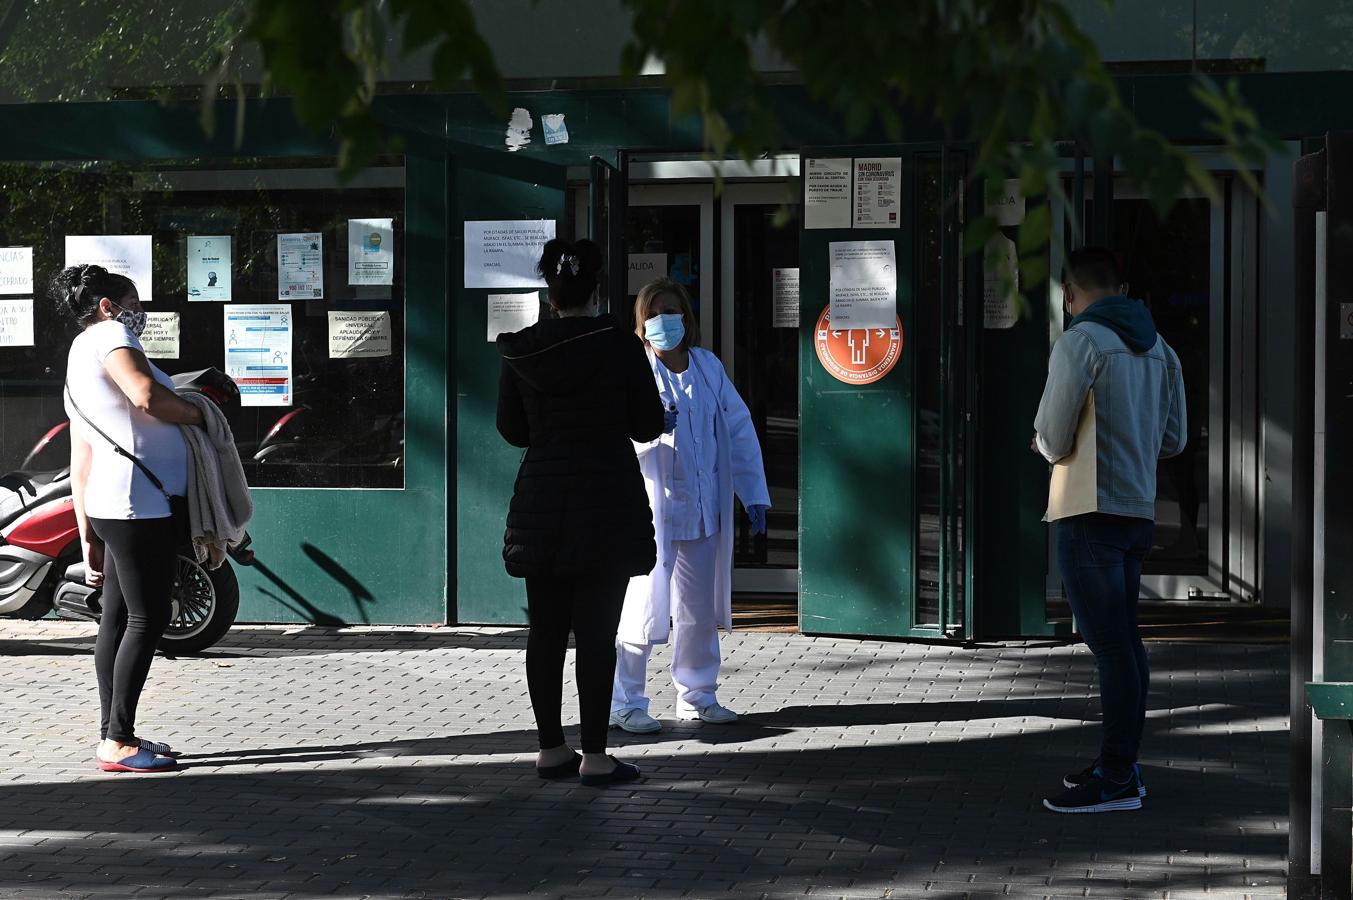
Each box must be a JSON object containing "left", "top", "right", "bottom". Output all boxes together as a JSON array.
[
  {"left": 623, "top": 183, "right": 713, "bottom": 334},
  {"left": 1053, "top": 176, "right": 1261, "bottom": 603},
  {"left": 721, "top": 182, "right": 801, "bottom": 595}
]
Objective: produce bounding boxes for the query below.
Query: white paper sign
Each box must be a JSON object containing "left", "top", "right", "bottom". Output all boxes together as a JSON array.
[
  {"left": 0, "top": 247, "right": 33, "bottom": 295},
  {"left": 853, "top": 157, "right": 902, "bottom": 228},
  {"left": 487, "top": 293, "right": 541, "bottom": 342},
  {"left": 829, "top": 240, "right": 897, "bottom": 329},
  {"left": 464, "top": 220, "right": 556, "bottom": 289},
  {"left": 983, "top": 235, "right": 1019, "bottom": 330},
  {"left": 65, "top": 235, "right": 153, "bottom": 303},
  {"left": 348, "top": 218, "right": 394, "bottom": 286},
  {"left": 0, "top": 298, "right": 34, "bottom": 347},
  {"left": 328, "top": 310, "right": 392, "bottom": 358},
  {"left": 773, "top": 268, "right": 800, "bottom": 328},
  {"left": 278, "top": 232, "right": 324, "bottom": 300},
  {"left": 140, "top": 312, "right": 180, "bottom": 358},
  {"left": 805, "top": 158, "right": 852, "bottom": 230},
  {"left": 187, "top": 236, "right": 231, "bottom": 301},
  {"left": 225, "top": 304, "right": 293, "bottom": 406},
  {"left": 988, "top": 179, "right": 1026, "bottom": 227},
  {"left": 627, "top": 253, "right": 667, "bottom": 295}
]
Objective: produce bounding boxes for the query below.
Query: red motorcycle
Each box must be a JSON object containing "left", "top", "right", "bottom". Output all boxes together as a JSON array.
[{"left": 0, "top": 369, "right": 253, "bottom": 654}]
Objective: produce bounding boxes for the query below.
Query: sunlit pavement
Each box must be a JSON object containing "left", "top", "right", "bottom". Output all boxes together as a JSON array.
[{"left": 0, "top": 622, "right": 1287, "bottom": 899}]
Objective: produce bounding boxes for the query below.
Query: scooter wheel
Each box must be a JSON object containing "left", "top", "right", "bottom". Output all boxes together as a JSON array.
[{"left": 158, "top": 556, "right": 239, "bottom": 655}]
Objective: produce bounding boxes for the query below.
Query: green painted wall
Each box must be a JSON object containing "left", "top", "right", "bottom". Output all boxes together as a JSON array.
[{"left": 451, "top": 150, "right": 567, "bottom": 624}]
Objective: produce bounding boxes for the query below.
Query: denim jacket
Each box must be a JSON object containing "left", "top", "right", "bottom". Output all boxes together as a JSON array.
[{"left": 1034, "top": 296, "right": 1187, "bottom": 522}]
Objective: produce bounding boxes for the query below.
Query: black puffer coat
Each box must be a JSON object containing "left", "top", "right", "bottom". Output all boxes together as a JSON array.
[{"left": 496, "top": 314, "right": 665, "bottom": 579}]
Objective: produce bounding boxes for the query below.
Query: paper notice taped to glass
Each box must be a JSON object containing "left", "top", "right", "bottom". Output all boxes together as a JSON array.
[
  {"left": 465, "top": 220, "right": 556, "bottom": 289},
  {"left": 225, "top": 304, "right": 293, "bottom": 407},
  {"left": 328, "top": 310, "right": 392, "bottom": 358},
  {"left": 65, "top": 235, "right": 153, "bottom": 303},
  {"left": 804, "top": 158, "right": 852, "bottom": 229},
  {"left": 348, "top": 218, "right": 394, "bottom": 286},
  {"left": 828, "top": 240, "right": 896, "bottom": 329},
  {"left": 0, "top": 298, "right": 34, "bottom": 347},
  {"left": 983, "top": 235, "right": 1019, "bottom": 330},
  {"left": 773, "top": 268, "right": 800, "bottom": 328},
  {"left": 853, "top": 158, "right": 901, "bottom": 228},
  {"left": 0, "top": 247, "right": 33, "bottom": 295},
  {"left": 140, "top": 312, "right": 180, "bottom": 358},
  {"left": 187, "top": 236, "right": 232, "bottom": 301},
  {"left": 487, "top": 293, "right": 540, "bottom": 342},
  {"left": 278, "top": 232, "right": 324, "bottom": 300}
]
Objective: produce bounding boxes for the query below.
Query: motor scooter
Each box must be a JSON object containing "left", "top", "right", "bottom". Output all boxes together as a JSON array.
[{"left": 0, "top": 368, "right": 254, "bottom": 654}]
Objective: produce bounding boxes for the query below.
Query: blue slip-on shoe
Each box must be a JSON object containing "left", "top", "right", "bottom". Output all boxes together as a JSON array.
[
  {"left": 1043, "top": 770, "right": 1142, "bottom": 814},
  {"left": 96, "top": 749, "right": 178, "bottom": 774},
  {"left": 536, "top": 751, "right": 582, "bottom": 780},
  {"left": 579, "top": 756, "right": 641, "bottom": 788},
  {"left": 1063, "top": 760, "right": 1147, "bottom": 797}
]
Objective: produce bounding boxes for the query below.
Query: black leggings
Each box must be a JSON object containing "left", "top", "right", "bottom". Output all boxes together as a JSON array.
[
  {"left": 90, "top": 514, "right": 180, "bottom": 744},
  {"left": 524, "top": 573, "right": 629, "bottom": 754}
]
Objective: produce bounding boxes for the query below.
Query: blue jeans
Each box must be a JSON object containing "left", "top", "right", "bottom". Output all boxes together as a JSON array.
[{"left": 1056, "top": 513, "right": 1155, "bottom": 781}]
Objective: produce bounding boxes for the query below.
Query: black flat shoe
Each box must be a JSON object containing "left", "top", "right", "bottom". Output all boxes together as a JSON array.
[
  {"left": 579, "top": 756, "right": 641, "bottom": 787},
  {"left": 536, "top": 751, "right": 582, "bottom": 780}
]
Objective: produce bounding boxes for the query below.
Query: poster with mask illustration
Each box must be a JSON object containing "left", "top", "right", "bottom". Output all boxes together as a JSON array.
[
  {"left": 225, "top": 304, "right": 293, "bottom": 406},
  {"left": 64, "top": 235, "right": 153, "bottom": 304},
  {"left": 347, "top": 218, "right": 394, "bottom": 286},
  {"left": 186, "top": 236, "right": 232, "bottom": 301}
]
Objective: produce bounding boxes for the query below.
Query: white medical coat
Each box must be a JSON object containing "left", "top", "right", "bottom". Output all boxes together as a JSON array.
[{"left": 618, "top": 347, "right": 771, "bottom": 644}]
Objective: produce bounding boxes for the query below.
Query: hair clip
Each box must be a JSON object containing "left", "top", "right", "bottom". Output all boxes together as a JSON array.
[{"left": 556, "top": 254, "right": 579, "bottom": 276}]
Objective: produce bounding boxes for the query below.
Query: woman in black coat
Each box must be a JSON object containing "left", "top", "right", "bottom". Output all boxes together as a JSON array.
[{"left": 496, "top": 238, "right": 672, "bottom": 786}]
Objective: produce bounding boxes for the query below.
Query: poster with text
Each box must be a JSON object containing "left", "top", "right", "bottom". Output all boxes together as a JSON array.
[
  {"left": 0, "top": 247, "right": 33, "bottom": 295},
  {"left": 487, "top": 292, "right": 541, "bottom": 342},
  {"left": 828, "top": 240, "right": 896, "bottom": 329},
  {"left": 627, "top": 253, "right": 667, "bottom": 295},
  {"left": 348, "top": 218, "right": 394, "bottom": 286},
  {"left": 277, "top": 232, "right": 324, "bottom": 300},
  {"left": 328, "top": 310, "right": 392, "bottom": 358},
  {"left": 773, "top": 268, "right": 800, "bottom": 328},
  {"left": 464, "top": 220, "right": 556, "bottom": 289},
  {"left": 225, "top": 304, "right": 293, "bottom": 406},
  {"left": 0, "top": 298, "right": 34, "bottom": 347},
  {"left": 983, "top": 235, "right": 1019, "bottom": 330},
  {"left": 140, "top": 312, "right": 180, "bottom": 358},
  {"left": 187, "top": 236, "right": 232, "bottom": 301},
  {"left": 65, "top": 235, "right": 153, "bottom": 303},
  {"left": 853, "top": 157, "right": 902, "bottom": 228},
  {"left": 804, "top": 158, "right": 852, "bottom": 229}
]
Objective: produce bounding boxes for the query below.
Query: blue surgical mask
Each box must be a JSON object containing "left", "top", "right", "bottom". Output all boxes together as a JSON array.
[
  {"left": 111, "top": 303, "right": 148, "bottom": 338},
  {"left": 644, "top": 313, "right": 685, "bottom": 351}
]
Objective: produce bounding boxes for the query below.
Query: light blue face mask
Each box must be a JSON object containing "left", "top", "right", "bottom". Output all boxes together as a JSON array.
[{"left": 644, "top": 313, "right": 685, "bottom": 351}]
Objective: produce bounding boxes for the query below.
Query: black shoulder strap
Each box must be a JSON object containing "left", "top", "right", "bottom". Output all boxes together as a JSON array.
[{"left": 65, "top": 382, "right": 172, "bottom": 502}]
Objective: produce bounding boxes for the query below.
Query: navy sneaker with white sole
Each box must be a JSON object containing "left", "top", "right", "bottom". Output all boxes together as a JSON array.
[
  {"left": 1063, "top": 761, "right": 1147, "bottom": 798},
  {"left": 1043, "top": 771, "right": 1143, "bottom": 814}
]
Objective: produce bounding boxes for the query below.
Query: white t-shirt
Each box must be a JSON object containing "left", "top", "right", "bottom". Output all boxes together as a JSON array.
[{"left": 64, "top": 320, "right": 189, "bottom": 520}]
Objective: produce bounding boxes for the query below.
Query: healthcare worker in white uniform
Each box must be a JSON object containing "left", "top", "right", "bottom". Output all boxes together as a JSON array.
[{"left": 610, "top": 278, "right": 771, "bottom": 733}]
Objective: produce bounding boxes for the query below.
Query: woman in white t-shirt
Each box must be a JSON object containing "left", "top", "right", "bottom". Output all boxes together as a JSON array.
[{"left": 54, "top": 264, "right": 205, "bottom": 774}]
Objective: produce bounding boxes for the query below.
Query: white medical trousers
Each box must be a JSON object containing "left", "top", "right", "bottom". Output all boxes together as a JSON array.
[{"left": 612, "top": 532, "right": 722, "bottom": 715}]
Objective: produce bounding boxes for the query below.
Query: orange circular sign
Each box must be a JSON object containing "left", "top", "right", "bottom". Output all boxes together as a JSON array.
[{"left": 813, "top": 306, "right": 904, "bottom": 385}]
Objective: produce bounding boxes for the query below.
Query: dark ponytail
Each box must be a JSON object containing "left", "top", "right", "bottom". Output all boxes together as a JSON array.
[
  {"left": 50, "top": 264, "right": 135, "bottom": 325},
  {"left": 537, "top": 238, "right": 603, "bottom": 310}
]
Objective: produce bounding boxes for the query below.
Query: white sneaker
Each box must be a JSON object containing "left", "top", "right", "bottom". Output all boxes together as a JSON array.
[
  {"left": 677, "top": 702, "right": 738, "bottom": 724},
  {"left": 609, "top": 708, "right": 662, "bottom": 734}
]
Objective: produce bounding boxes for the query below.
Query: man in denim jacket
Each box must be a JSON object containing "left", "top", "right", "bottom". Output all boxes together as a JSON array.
[{"left": 1034, "top": 246, "right": 1187, "bottom": 814}]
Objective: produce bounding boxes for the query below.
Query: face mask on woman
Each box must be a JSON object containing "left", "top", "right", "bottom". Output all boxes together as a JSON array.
[
  {"left": 110, "top": 303, "right": 148, "bottom": 338},
  {"left": 644, "top": 313, "right": 685, "bottom": 351}
]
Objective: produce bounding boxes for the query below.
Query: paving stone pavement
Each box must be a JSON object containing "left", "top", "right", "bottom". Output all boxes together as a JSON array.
[{"left": 0, "top": 622, "right": 1287, "bottom": 900}]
